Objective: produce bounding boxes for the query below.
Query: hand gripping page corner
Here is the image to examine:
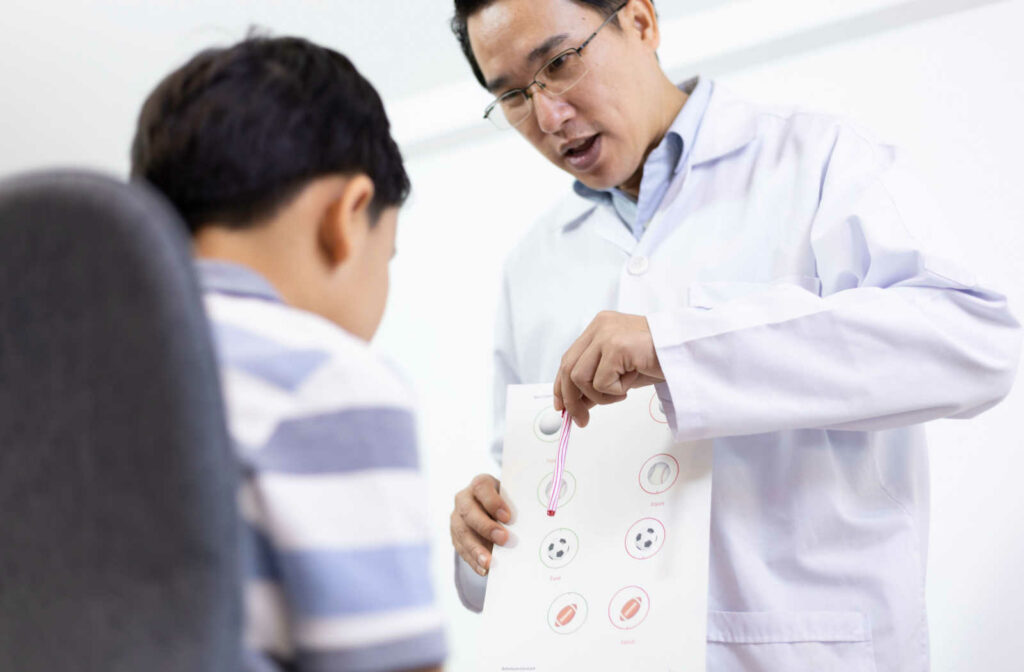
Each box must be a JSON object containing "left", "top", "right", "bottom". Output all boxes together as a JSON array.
[{"left": 479, "top": 384, "right": 713, "bottom": 671}]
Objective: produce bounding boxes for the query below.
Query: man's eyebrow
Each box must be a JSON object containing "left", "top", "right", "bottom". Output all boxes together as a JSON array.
[
  {"left": 484, "top": 33, "right": 570, "bottom": 93},
  {"left": 528, "top": 33, "right": 569, "bottom": 64}
]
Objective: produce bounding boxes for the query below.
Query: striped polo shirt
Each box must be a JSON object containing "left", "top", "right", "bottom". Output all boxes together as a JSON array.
[{"left": 197, "top": 260, "right": 446, "bottom": 672}]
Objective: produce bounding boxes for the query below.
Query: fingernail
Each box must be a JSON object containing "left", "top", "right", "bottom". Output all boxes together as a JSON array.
[
  {"left": 496, "top": 508, "right": 511, "bottom": 523},
  {"left": 477, "top": 566, "right": 488, "bottom": 576},
  {"left": 491, "top": 529, "right": 507, "bottom": 544},
  {"left": 477, "top": 553, "right": 488, "bottom": 568}
]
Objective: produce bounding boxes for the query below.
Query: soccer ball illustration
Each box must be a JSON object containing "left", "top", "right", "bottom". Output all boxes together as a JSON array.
[
  {"left": 634, "top": 527, "right": 659, "bottom": 553},
  {"left": 547, "top": 536, "right": 572, "bottom": 561}
]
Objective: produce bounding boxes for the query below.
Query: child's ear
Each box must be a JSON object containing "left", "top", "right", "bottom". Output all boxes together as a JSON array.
[{"left": 318, "top": 174, "right": 375, "bottom": 267}]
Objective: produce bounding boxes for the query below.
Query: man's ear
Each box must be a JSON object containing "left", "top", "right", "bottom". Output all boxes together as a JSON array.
[
  {"left": 318, "top": 174, "right": 376, "bottom": 268},
  {"left": 628, "top": 0, "right": 660, "bottom": 51}
]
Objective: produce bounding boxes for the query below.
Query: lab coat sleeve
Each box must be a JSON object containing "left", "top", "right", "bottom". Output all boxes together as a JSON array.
[
  {"left": 647, "top": 126, "right": 1022, "bottom": 440},
  {"left": 454, "top": 550, "right": 488, "bottom": 613}
]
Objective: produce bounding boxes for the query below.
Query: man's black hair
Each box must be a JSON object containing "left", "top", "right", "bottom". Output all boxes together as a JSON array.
[
  {"left": 451, "top": 0, "right": 643, "bottom": 88},
  {"left": 131, "top": 34, "right": 410, "bottom": 233}
]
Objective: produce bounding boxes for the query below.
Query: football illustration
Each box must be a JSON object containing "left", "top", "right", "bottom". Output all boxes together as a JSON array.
[
  {"left": 556, "top": 603, "right": 578, "bottom": 627},
  {"left": 620, "top": 597, "right": 643, "bottom": 621}
]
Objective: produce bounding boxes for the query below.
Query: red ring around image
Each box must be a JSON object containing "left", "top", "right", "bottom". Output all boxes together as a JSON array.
[
  {"left": 607, "top": 585, "right": 651, "bottom": 630},
  {"left": 638, "top": 453, "right": 679, "bottom": 494},
  {"left": 623, "top": 517, "right": 666, "bottom": 560}
]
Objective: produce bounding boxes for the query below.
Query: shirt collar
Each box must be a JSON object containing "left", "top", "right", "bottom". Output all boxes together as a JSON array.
[
  {"left": 196, "top": 259, "right": 283, "bottom": 304},
  {"left": 572, "top": 76, "right": 711, "bottom": 206}
]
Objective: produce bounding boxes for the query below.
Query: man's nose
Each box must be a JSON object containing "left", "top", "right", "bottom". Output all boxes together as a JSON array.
[{"left": 531, "top": 88, "right": 574, "bottom": 134}]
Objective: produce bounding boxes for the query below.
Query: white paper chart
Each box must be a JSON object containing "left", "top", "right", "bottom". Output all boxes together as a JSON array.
[{"left": 479, "top": 384, "right": 714, "bottom": 671}]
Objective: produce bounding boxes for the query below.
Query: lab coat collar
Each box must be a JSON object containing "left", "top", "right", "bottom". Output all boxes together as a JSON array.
[{"left": 689, "top": 82, "right": 759, "bottom": 167}]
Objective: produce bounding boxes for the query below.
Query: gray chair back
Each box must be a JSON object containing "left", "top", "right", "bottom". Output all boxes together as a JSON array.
[{"left": 0, "top": 170, "right": 241, "bottom": 671}]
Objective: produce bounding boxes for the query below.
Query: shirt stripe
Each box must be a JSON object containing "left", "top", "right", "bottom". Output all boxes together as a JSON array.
[
  {"left": 278, "top": 544, "right": 436, "bottom": 617},
  {"left": 255, "top": 408, "right": 419, "bottom": 474},
  {"left": 213, "top": 322, "right": 331, "bottom": 392},
  {"left": 295, "top": 628, "right": 446, "bottom": 672}
]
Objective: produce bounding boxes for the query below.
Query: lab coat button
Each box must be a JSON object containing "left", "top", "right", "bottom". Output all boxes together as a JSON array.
[{"left": 627, "top": 255, "right": 649, "bottom": 276}]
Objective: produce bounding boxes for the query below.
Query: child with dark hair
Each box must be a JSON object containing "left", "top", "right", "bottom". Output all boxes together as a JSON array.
[{"left": 132, "top": 35, "right": 445, "bottom": 672}]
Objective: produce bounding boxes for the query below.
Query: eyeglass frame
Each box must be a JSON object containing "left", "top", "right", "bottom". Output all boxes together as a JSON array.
[{"left": 482, "top": 0, "right": 629, "bottom": 129}]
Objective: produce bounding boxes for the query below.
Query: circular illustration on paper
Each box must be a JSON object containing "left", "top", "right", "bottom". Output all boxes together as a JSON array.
[
  {"left": 649, "top": 392, "right": 668, "bottom": 424},
  {"left": 625, "top": 517, "right": 666, "bottom": 560},
  {"left": 638, "top": 453, "right": 679, "bottom": 494},
  {"left": 608, "top": 585, "right": 651, "bottom": 630},
  {"left": 540, "top": 527, "right": 580, "bottom": 569},
  {"left": 534, "top": 408, "right": 564, "bottom": 442},
  {"left": 537, "top": 470, "right": 577, "bottom": 508},
  {"left": 547, "top": 592, "right": 588, "bottom": 634}
]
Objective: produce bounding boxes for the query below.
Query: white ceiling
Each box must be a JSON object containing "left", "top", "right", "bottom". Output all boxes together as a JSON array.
[
  {"left": 339, "top": 0, "right": 742, "bottom": 100},
  {"left": 3, "top": 0, "right": 740, "bottom": 103},
  {"left": 331, "top": 0, "right": 741, "bottom": 100},
  {"left": 0, "top": 0, "right": 739, "bottom": 175}
]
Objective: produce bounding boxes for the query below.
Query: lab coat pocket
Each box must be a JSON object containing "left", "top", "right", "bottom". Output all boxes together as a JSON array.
[
  {"left": 687, "top": 276, "right": 822, "bottom": 309},
  {"left": 706, "top": 610, "right": 877, "bottom": 672}
]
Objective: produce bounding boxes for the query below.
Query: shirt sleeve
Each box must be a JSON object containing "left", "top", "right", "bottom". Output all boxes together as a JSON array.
[
  {"left": 245, "top": 404, "right": 447, "bottom": 672},
  {"left": 647, "top": 125, "right": 1022, "bottom": 440}
]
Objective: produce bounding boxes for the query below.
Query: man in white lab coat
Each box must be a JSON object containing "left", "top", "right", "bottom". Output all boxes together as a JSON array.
[{"left": 447, "top": 1, "right": 1022, "bottom": 670}]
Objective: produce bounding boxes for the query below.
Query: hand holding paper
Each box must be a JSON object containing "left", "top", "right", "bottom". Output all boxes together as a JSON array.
[{"left": 451, "top": 473, "right": 511, "bottom": 576}]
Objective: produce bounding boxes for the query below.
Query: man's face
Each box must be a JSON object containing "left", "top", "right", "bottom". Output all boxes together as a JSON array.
[{"left": 468, "top": 0, "right": 659, "bottom": 191}]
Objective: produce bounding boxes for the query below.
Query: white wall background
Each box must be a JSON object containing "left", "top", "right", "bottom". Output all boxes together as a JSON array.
[{"left": 2, "top": 1, "right": 1021, "bottom": 670}]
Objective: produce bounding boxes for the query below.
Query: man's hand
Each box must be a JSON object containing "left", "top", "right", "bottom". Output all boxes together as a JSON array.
[
  {"left": 451, "top": 474, "right": 511, "bottom": 576},
  {"left": 553, "top": 311, "right": 664, "bottom": 427}
]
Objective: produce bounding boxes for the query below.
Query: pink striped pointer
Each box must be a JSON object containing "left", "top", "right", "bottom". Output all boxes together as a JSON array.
[{"left": 547, "top": 411, "right": 573, "bottom": 516}]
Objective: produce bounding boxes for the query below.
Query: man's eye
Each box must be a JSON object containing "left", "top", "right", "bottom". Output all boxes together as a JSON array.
[{"left": 547, "top": 55, "right": 569, "bottom": 73}]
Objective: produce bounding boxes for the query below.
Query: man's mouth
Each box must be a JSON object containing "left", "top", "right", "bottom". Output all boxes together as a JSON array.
[{"left": 562, "top": 134, "right": 601, "bottom": 171}]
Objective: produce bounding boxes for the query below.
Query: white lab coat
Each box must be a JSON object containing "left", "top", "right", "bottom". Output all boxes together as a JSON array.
[{"left": 455, "top": 83, "right": 1021, "bottom": 672}]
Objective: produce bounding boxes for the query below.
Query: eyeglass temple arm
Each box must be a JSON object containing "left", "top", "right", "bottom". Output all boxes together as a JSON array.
[{"left": 581, "top": 1, "right": 628, "bottom": 53}]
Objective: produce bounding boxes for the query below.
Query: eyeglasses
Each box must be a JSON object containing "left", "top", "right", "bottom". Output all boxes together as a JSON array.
[{"left": 483, "top": 1, "right": 628, "bottom": 130}]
